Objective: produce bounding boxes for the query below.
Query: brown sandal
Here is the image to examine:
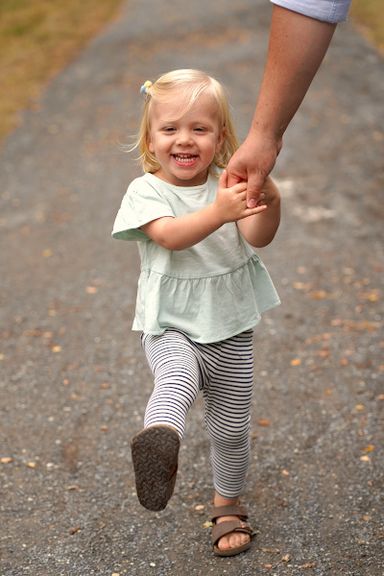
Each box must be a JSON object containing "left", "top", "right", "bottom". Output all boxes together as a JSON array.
[
  {"left": 131, "top": 425, "right": 180, "bottom": 511},
  {"left": 211, "top": 504, "right": 254, "bottom": 557}
]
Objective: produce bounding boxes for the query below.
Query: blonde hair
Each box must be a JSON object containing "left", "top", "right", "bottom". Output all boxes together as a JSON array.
[{"left": 135, "top": 69, "right": 239, "bottom": 174}]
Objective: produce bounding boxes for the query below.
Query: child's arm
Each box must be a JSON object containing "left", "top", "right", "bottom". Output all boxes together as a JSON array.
[
  {"left": 140, "top": 171, "right": 267, "bottom": 250},
  {"left": 236, "top": 177, "right": 280, "bottom": 247}
]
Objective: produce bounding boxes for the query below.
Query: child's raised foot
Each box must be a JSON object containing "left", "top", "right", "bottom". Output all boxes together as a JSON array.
[{"left": 131, "top": 424, "right": 180, "bottom": 511}]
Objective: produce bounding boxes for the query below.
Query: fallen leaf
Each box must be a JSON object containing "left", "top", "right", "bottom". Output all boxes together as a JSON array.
[
  {"left": 359, "top": 290, "right": 380, "bottom": 302},
  {"left": 282, "top": 554, "right": 291, "bottom": 563},
  {"left": 290, "top": 358, "right": 301, "bottom": 366},
  {"left": 258, "top": 418, "right": 271, "bottom": 427},
  {"left": 86, "top": 286, "right": 98, "bottom": 294},
  {"left": 345, "top": 320, "right": 380, "bottom": 332},
  {"left": 42, "top": 248, "right": 53, "bottom": 258},
  {"left": 69, "top": 526, "right": 81, "bottom": 535},
  {"left": 293, "top": 281, "right": 311, "bottom": 291},
  {"left": 355, "top": 404, "right": 365, "bottom": 412},
  {"left": 298, "top": 562, "right": 316, "bottom": 569},
  {"left": 203, "top": 520, "right": 213, "bottom": 529},
  {"left": 317, "top": 349, "right": 330, "bottom": 358},
  {"left": 26, "top": 461, "right": 37, "bottom": 469},
  {"left": 362, "top": 444, "right": 375, "bottom": 453},
  {"left": 360, "top": 455, "right": 371, "bottom": 462},
  {"left": 1, "top": 457, "right": 13, "bottom": 464},
  {"left": 194, "top": 504, "right": 205, "bottom": 511},
  {"left": 308, "top": 290, "right": 331, "bottom": 300},
  {"left": 281, "top": 469, "right": 290, "bottom": 477},
  {"left": 263, "top": 564, "right": 273, "bottom": 570},
  {"left": 51, "top": 345, "right": 62, "bottom": 353}
]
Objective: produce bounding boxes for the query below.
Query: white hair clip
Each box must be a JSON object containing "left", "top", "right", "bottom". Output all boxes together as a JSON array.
[{"left": 140, "top": 80, "right": 152, "bottom": 96}]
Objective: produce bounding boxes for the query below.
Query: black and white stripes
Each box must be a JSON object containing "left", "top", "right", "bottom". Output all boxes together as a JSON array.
[{"left": 141, "top": 329, "right": 254, "bottom": 498}]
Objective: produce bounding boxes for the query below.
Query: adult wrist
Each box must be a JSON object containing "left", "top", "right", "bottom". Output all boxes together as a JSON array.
[{"left": 249, "top": 119, "right": 284, "bottom": 143}]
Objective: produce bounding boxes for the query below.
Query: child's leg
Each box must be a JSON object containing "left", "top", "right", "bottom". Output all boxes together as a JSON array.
[
  {"left": 201, "top": 330, "right": 254, "bottom": 497},
  {"left": 200, "top": 331, "right": 254, "bottom": 553},
  {"left": 142, "top": 329, "right": 202, "bottom": 438},
  {"left": 132, "top": 330, "right": 202, "bottom": 510}
]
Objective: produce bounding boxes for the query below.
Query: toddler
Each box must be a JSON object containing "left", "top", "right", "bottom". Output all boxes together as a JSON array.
[{"left": 112, "top": 69, "right": 281, "bottom": 557}]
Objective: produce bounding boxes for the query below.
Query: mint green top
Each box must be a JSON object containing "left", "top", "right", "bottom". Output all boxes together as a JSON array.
[{"left": 112, "top": 172, "right": 280, "bottom": 343}]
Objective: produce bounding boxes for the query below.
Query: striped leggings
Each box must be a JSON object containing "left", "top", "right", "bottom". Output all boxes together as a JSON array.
[{"left": 141, "top": 329, "right": 254, "bottom": 498}]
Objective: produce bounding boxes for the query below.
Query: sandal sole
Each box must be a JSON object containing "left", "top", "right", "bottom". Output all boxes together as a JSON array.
[{"left": 131, "top": 425, "right": 180, "bottom": 511}]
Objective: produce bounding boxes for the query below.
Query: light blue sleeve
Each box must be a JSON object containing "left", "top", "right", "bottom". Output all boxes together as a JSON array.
[
  {"left": 270, "top": 0, "right": 351, "bottom": 23},
  {"left": 112, "top": 177, "right": 174, "bottom": 241}
]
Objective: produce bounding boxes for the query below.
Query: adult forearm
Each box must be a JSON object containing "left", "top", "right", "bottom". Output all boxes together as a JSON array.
[{"left": 251, "top": 5, "right": 336, "bottom": 140}]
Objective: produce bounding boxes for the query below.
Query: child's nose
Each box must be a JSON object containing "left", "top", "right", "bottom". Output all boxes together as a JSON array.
[{"left": 176, "top": 130, "right": 193, "bottom": 145}]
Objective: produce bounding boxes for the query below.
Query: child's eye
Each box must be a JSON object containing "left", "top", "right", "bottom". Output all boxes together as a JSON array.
[
  {"left": 194, "top": 127, "right": 206, "bottom": 132},
  {"left": 162, "top": 127, "right": 176, "bottom": 133}
]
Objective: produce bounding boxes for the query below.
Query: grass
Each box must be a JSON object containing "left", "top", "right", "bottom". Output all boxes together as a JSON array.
[
  {"left": 0, "top": 0, "right": 382, "bottom": 144},
  {"left": 350, "top": 0, "right": 384, "bottom": 54},
  {"left": 0, "top": 0, "right": 124, "bottom": 141}
]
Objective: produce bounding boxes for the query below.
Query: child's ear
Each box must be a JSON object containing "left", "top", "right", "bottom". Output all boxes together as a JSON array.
[{"left": 148, "top": 138, "right": 154, "bottom": 153}]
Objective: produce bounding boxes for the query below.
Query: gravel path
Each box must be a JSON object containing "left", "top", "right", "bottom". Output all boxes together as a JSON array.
[{"left": 0, "top": 1, "right": 383, "bottom": 574}]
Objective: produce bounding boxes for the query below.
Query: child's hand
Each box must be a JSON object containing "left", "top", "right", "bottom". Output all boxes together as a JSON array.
[{"left": 214, "top": 170, "right": 267, "bottom": 224}]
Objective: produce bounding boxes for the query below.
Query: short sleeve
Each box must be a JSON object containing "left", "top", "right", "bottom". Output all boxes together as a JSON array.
[
  {"left": 112, "top": 177, "right": 175, "bottom": 241},
  {"left": 270, "top": 0, "right": 351, "bottom": 23}
]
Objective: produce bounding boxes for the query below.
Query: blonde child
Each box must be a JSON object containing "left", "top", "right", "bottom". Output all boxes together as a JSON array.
[{"left": 112, "top": 69, "right": 281, "bottom": 557}]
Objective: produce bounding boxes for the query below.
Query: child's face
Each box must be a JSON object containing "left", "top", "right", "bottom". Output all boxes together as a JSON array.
[{"left": 148, "top": 92, "right": 225, "bottom": 186}]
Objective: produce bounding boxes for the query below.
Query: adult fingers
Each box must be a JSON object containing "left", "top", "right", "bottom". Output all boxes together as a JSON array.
[{"left": 218, "top": 169, "right": 228, "bottom": 189}]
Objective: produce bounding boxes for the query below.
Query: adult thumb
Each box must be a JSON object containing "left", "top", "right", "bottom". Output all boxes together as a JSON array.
[
  {"left": 219, "top": 168, "right": 228, "bottom": 188},
  {"left": 246, "top": 172, "right": 265, "bottom": 208}
]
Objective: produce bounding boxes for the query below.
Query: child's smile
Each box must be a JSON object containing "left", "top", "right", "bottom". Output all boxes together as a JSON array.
[
  {"left": 172, "top": 153, "right": 198, "bottom": 167},
  {"left": 148, "top": 92, "right": 224, "bottom": 186}
]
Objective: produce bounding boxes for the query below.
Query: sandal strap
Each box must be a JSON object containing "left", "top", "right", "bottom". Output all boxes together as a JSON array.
[
  {"left": 211, "top": 519, "right": 253, "bottom": 546},
  {"left": 211, "top": 504, "right": 248, "bottom": 522}
]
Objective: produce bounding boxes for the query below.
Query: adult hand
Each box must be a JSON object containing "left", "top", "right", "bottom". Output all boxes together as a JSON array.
[
  {"left": 214, "top": 169, "right": 267, "bottom": 223},
  {"left": 226, "top": 131, "right": 282, "bottom": 208}
]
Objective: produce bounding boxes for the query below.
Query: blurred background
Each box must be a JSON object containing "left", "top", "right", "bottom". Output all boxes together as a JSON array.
[{"left": 0, "top": 0, "right": 383, "bottom": 145}]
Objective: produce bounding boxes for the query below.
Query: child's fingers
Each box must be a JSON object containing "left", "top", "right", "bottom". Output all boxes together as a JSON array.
[
  {"left": 242, "top": 204, "right": 268, "bottom": 218},
  {"left": 231, "top": 181, "right": 248, "bottom": 194}
]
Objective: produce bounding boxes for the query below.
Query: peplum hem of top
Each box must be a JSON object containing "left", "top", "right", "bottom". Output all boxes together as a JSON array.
[{"left": 132, "top": 253, "right": 280, "bottom": 343}]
